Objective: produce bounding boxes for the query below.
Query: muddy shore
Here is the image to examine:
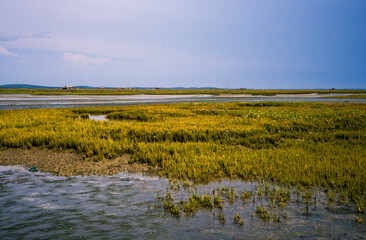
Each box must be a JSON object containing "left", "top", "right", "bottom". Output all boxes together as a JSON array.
[{"left": 0, "top": 148, "right": 154, "bottom": 176}]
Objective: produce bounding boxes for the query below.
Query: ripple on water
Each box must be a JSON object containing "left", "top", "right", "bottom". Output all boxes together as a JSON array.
[{"left": 0, "top": 166, "right": 365, "bottom": 239}]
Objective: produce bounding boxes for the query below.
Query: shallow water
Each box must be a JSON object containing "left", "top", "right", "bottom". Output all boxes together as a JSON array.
[
  {"left": 0, "top": 166, "right": 364, "bottom": 239},
  {"left": 0, "top": 94, "right": 365, "bottom": 110},
  {"left": 89, "top": 115, "right": 107, "bottom": 121}
]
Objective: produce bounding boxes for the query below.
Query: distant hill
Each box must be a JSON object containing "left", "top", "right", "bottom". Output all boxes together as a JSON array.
[
  {"left": 0, "top": 84, "right": 220, "bottom": 90},
  {"left": 0, "top": 84, "right": 103, "bottom": 89},
  {"left": 134, "top": 87, "right": 219, "bottom": 90},
  {"left": 0, "top": 84, "right": 58, "bottom": 89},
  {"left": 73, "top": 86, "right": 99, "bottom": 89}
]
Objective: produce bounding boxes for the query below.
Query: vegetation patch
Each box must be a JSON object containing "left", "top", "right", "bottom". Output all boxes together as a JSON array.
[{"left": 0, "top": 101, "right": 365, "bottom": 206}]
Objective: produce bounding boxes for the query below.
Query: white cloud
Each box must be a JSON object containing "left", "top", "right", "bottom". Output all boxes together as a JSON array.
[
  {"left": 0, "top": 45, "right": 19, "bottom": 57},
  {"left": 62, "top": 52, "right": 122, "bottom": 66}
]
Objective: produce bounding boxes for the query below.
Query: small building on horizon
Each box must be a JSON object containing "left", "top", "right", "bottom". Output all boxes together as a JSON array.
[{"left": 62, "top": 86, "right": 78, "bottom": 90}]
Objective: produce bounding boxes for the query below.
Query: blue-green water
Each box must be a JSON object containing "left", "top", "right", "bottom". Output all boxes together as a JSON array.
[{"left": 0, "top": 166, "right": 364, "bottom": 239}]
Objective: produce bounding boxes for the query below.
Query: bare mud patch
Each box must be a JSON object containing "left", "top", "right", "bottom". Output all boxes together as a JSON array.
[{"left": 0, "top": 148, "right": 155, "bottom": 176}]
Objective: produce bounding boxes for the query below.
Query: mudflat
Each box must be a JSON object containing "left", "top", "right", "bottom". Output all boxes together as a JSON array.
[{"left": 0, "top": 148, "right": 152, "bottom": 176}]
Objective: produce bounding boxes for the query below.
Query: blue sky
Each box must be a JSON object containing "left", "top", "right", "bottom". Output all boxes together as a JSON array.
[{"left": 0, "top": 0, "right": 365, "bottom": 88}]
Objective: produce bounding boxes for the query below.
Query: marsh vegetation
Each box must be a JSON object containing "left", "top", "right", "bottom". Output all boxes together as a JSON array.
[
  {"left": 0, "top": 101, "right": 365, "bottom": 220},
  {"left": 152, "top": 178, "right": 365, "bottom": 231}
]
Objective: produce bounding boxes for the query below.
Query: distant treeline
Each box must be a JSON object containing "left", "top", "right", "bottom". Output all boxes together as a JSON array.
[{"left": 1, "top": 88, "right": 366, "bottom": 95}]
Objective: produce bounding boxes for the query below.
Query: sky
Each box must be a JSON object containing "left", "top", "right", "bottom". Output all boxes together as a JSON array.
[{"left": 0, "top": 0, "right": 365, "bottom": 89}]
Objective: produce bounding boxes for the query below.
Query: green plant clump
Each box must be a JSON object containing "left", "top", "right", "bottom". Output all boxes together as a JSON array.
[
  {"left": 241, "top": 191, "right": 252, "bottom": 202},
  {"left": 256, "top": 205, "right": 270, "bottom": 220},
  {"left": 234, "top": 213, "right": 244, "bottom": 225}
]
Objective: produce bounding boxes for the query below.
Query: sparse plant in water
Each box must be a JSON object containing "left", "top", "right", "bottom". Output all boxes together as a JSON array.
[
  {"left": 257, "top": 184, "right": 263, "bottom": 198},
  {"left": 183, "top": 180, "right": 190, "bottom": 189},
  {"left": 163, "top": 199, "right": 181, "bottom": 215},
  {"left": 200, "top": 193, "right": 213, "bottom": 208},
  {"left": 155, "top": 192, "right": 161, "bottom": 200},
  {"left": 166, "top": 191, "right": 173, "bottom": 200},
  {"left": 229, "top": 187, "right": 235, "bottom": 203},
  {"left": 272, "top": 213, "right": 281, "bottom": 222},
  {"left": 256, "top": 205, "right": 270, "bottom": 220},
  {"left": 219, "top": 212, "right": 225, "bottom": 223},
  {"left": 296, "top": 188, "right": 301, "bottom": 202},
  {"left": 303, "top": 190, "right": 312, "bottom": 212},
  {"left": 265, "top": 183, "right": 270, "bottom": 197},
  {"left": 220, "top": 186, "right": 228, "bottom": 195},
  {"left": 276, "top": 187, "right": 290, "bottom": 207},
  {"left": 234, "top": 213, "right": 244, "bottom": 225},
  {"left": 241, "top": 191, "right": 252, "bottom": 202},
  {"left": 355, "top": 198, "right": 365, "bottom": 213},
  {"left": 183, "top": 200, "right": 196, "bottom": 215},
  {"left": 356, "top": 215, "right": 364, "bottom": 224},
  {"left": 214, "top": 194, "right": 223, "bottom": 209},
  {"left": 327, "top": 191, "right": 335, "bottom": 205}
]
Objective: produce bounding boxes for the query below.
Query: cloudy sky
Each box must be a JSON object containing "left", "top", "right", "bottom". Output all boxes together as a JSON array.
[{"left": 0, "top": 0, "right": 365, "bottom": 88}]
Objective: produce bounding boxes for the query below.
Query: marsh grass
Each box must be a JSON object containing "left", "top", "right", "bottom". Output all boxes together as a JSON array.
[
  {"left": 0, "top": 101, "right": 365, "bottom": 206},
  {"left": 322, "top": 94, "right": 366, "bottom": 99}
]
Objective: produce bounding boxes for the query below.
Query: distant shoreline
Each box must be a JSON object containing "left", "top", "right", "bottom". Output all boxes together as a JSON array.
[
  {"left": 1, "top": 88, "right": 366, "bottom": 96},
  {"left": 1, "top": 93, "right": 365, "bottom": 111}
]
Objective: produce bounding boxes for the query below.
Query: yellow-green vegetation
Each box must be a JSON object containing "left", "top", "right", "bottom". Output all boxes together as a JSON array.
[
  {"left": 234, "top": 213, "right": 244, "bottom": 225},
  {"left": 322, "top": 94, "right": 366, "bottom": 99},
  {"left": 1, "top": 88, "right": 366, "bottom": 96},
  {"left": 241, "top": 191, "right": 252, "bottom": 202},
  {"left": 214, "top": 194, "right": 223, "bottom": 209},
  {"left": 256, "top": 205, "right": 271, "bottom": 220},
  {"left": 0, "top": 101, "right": 366, "bottom": 205}
]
